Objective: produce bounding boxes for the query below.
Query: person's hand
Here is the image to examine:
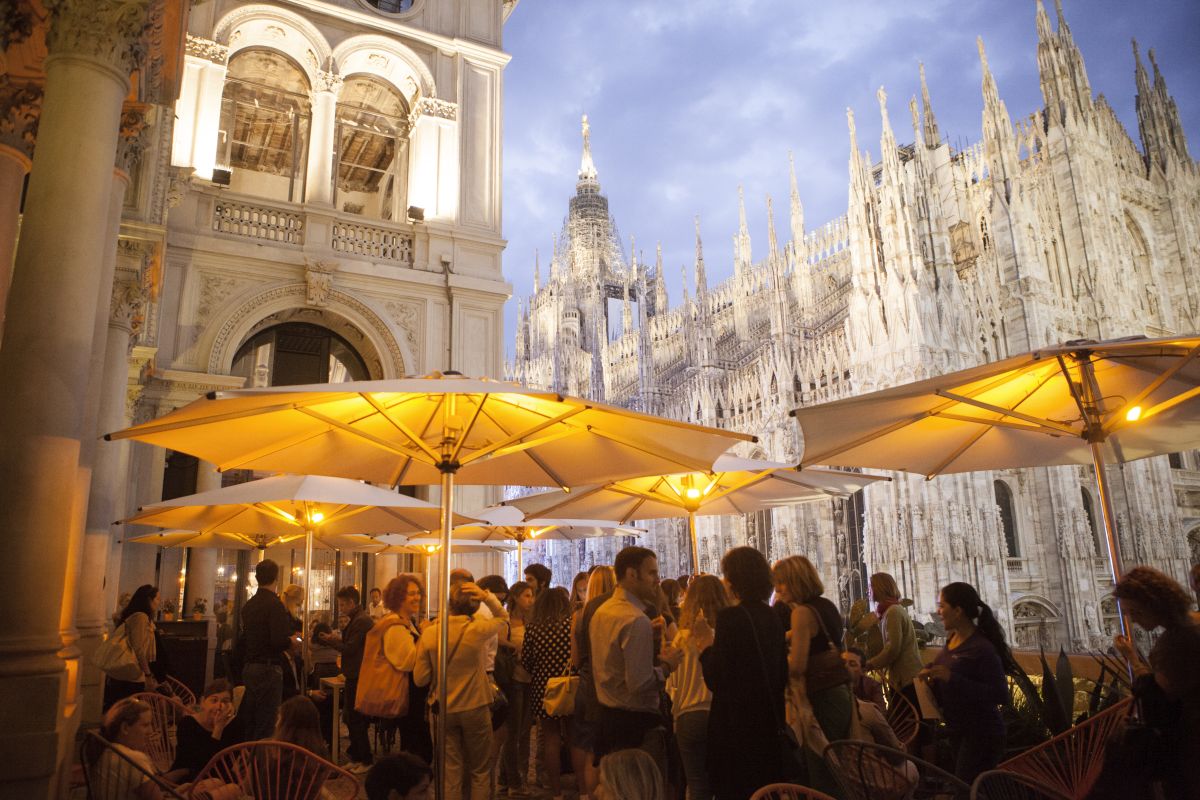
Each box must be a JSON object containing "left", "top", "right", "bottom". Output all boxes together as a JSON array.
[
  {"left": 143, "top": 673, "right": 158, "bottom": 691},
  {"left": 659, "top": 642, "right": 683, "bottom": 670},
  {"left": 317, "top": 632, "right": 332, "bottom": 644},
  {"left": 418, "top": 619, "right": 431, "bottom": 632},
  {"left": 692, "top": 610, "right": 715, "bottom": 652},
  {"left": 212, "top": 704, "right": 235, "bottom": 736},
  {"left": 919, "top": 664, "right": 951, "bottom": 682},
  {"left": 650, "top": 615, "right": 666, "bottom": 636},
  {"left": 1113, "top": 634, "right": 1137, "bottom": 664},
  {"left": 460, "top": 581, "right": 486, "bottom": 600}
]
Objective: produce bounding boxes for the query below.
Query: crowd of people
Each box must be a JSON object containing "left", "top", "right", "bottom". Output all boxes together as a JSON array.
[{"left": 91, "top": 548, "right": 1199, "bottom": 800}]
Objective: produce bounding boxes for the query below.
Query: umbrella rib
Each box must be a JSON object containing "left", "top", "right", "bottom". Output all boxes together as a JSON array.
[
  {"left": 390, "top": 458, "right": 414, "bottom": 489},
  {"left": 1131, "top": 384, "right": 1200, "bottom": 425},
  {"left": 478, "top": 427, "right": 582, "bottom": 461},
  {"left": 361, "top": 393, "right": 442, "bottom": 463},
  {"left": 699, "top": 470, "right": 778, "bottom": 506},
  {"left": 1100, "top": 344, "right": 1200, "bottom": 433},
  {"left": 379, "top": 506, "right": 436, "bottom": 532},
  {"left": 458, "top": 407, "right": 588, "bottom": 466},
  {"left": 508, "top": 484, "right": 610, "bottom": 517},
  {"left": 217, "top": 429, "right": 332, "bottom": 472},
  {"left": 932, "top": 412, "right": 1062, "bottom": 435},
  {"left": 195, "top": 506, "right": 261, "bottom": 536},
  {"left": 925, "top": 425, "right": 994, "bottom": 478},
  {"left": 252, "top": 501, "right": 305, "bottom": 527},
  {"left": 933, "top": 391, "right": 1077, "bottom": 435},
  {"left": 524, "top": 449, "right": 570, "bottom": 489},
  {"left": 799, "top": 412, "right": 932, "bottom": 466},
  {"left": 106, "top": 400, "right": 309, "bottom": 440},
  {"left": 296, "top": 407, "right": 432, "bottom": 462},
  {"left": 448, "top": 395, "right": 490, "bottom": 464},
  {"left": 1056, "top": 355, "right": 1092, "bottom": 424},
  {"left": 583, "top": 427, "right": 717, "bottom": 473}
]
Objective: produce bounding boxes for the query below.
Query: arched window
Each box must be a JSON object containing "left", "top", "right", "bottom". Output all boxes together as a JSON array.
[
  {"left": 335, "top": 75, "right": 410, "bottom": 220},
  {"left": 994, "top": 479, "right": 1019, "bottom": 557},
  {"left": 231, "top": 322, "right": 370, "bottom": 387},
  {"left": 1081, "top": 487, "right": 1103, "bottom": 556},
  {"left": 217, "top": 49, "right": 312, "bottom": 202}
]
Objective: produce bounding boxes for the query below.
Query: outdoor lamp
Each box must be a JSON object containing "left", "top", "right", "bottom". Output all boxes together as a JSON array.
[{"left": 1125, "top": 405, "right": 1142, "bottom": 422}]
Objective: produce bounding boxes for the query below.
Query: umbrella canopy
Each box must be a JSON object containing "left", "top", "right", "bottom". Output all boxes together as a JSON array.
[
  {"left": 502, "top": 455, "right": 884, "bottom": 571},
  {"left": 105, "top": 371, "right": 751, "bottom": 792},
  {"left": 105, "top": 373, "right": 753, "bottom": 488},
  {"left": 789, "top": 335, "right": 1200, "bottom": 586},
  {"left": 123, "top": 529, "right": 287, "bottom": 550}
]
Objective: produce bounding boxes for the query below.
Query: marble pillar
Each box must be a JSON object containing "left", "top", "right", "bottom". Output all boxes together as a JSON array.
[
  {"left": 0, "top": 2, "right": 149, "bottom": 795},
  {"left": 182, "top": 461, "right": 222, "bottom": 619},
  {"left": 304, "top": 72, "right": 341, "bottom": 206}
]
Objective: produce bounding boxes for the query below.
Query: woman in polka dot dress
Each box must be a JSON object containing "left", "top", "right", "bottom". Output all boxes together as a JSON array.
[{"left": 521, "top": 587, "right": 574, "bottom": 800}]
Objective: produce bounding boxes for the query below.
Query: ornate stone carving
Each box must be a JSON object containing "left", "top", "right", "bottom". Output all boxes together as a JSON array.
[
  {"left": 43, "top": 0, "right": 151, "bottom": 76},
  {"left": 0, "top": 5, "right": 34, "bottom": 51},
  {"left": 0, "top": 78, "right": 41, "bottom": 160},
  {"left": 382, "top": 299, "right": 421, "bottom": 355},
  {"left": 313, "top": 70, "right": 343, "bottom": 95},
  {"left": 115, "top": 104, "right": 151, "bottom": 175},
  {"left": 413, "top": 97, "right": 457, "bottom": 122},
  {"left": 304, "top": 260, "right": 337, "bottom": 308},
  {"left": 184, "top": 34, "right": 228, "bottom": 63},
  {"left": 110, "top": 274, "right": 149, "bottom": 333}
]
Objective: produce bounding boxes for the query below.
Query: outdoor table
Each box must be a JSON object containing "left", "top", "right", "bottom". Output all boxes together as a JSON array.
[{"left": 320, "top": 675, "right": 345, "bottom": 764}]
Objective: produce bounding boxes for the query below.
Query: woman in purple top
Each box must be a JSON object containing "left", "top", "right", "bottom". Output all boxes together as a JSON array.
[{"left": 919, "top": 582, "right": 1012, "bottom": 785}]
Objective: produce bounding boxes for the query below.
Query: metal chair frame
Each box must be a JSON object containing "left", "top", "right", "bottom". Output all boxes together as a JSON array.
[
  {"left": 823, "top": 738, "right": 970, "bottom": 800},
  {"left": 189, "top": 740, "right": 359, "bottom": 800}
]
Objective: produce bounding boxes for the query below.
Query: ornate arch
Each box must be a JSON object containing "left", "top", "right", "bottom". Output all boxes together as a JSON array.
[
  {"left": 213, "top": 5, "right": 333, "bottom": 82},
  {"left": 1011, "top": 595, "right": 1061, "bottom": 649},
  {"left": 332, "top": 34, "right": 437, "bottom": 101},
  {"left": 206, "top": 284, "right": 410, "bottom": 378}
]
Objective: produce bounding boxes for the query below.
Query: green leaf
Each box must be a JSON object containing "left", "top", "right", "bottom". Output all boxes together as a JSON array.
[
  {"left": 1039, "top": 646, "right": 1069, "bottom": 735},
  {"left": 1055, "top": 646, "right": 1075, "bottom": 723}
]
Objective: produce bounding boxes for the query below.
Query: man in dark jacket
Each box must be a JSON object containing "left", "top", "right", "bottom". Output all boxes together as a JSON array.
[
  {"left": 240, "top": 559, "right": 296, "bottom": 739},
  {"left": 319, "top": 585, "right": 375, "bottom": 772}
]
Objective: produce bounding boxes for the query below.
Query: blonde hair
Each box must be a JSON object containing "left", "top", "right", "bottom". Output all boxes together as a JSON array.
[
  {"left": 773, "top": 555, "right": 824, "bottom": 604},
  {"left": 870, "top": 572, "right": 901, "bottom": 603},
  {"left": 586, "top": 565, "right": 616, "bottom": 603},
  {"left": 596, "top": 749, "right": 663, "bottom": 800},
  {"left": 678, "top": 574, "right": 729, "bottom": 630},
  {"left": 281, "top": 584, "right": 304, "bottom": 614}
]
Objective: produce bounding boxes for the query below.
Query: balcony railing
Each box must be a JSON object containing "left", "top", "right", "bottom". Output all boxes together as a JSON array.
[
  {"left": 1006, "top": 557, "right": 1025, "bottom": 574},
  {"left": 331, "top": 220, "right": 414, "bottom": 266},
  {"left": 212, "top": 199, "right": 304, "bottom": 245}
]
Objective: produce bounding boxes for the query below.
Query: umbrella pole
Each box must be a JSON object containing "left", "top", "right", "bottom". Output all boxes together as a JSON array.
[
  {"left": 435, "top": 467, "right": 456, "bottom": 800},
  {"left": 688, "top": 512, "right": 699, "bottom": 575},
  {"left": 518, "top": 539, "right": 523, "bottom": 577},
  {"left": 1089, "top": 442, "right": 1129, "bottom": 639},
  {"left": 303, "top": 526, "right": 314, "bottom": 684}
]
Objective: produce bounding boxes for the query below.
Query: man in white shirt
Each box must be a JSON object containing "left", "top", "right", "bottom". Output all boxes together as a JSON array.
[
  {"left": 588, "top": 546, "right": 671, "bottom": 772},
  {"left": 367, "top": 587, "right": 387, "bottom": 621},
  {"left": 414, "top": 574, "right": 508, "bottom": 800}
]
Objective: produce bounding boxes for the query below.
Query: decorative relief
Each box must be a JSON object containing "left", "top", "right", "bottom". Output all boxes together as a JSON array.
[
  {"left": 43, "top": 0, "right": 151, "bottom": 76},
  {"left": 383, "top": 299, "right": 421, "bottom": 356},
  {"left": 264, "top": 25, "right": 286, "bottom": 40},
  {"left": 184, "top": 34, "right": 228, "bottom": 63},
  {"left": 313, "top": 70, "right": 343, "bottom": 95},
  {"left": 304, "top": 260, "right": 337, "bottom": 308},
  {"left": 367, "top": 53, "right": 389, "bottom": 70},
  {"left": 110, "top": 274, "right": 150, "bottom": 334},
  {"left": 0, "top": 5, "right": 34, "bottom": 51},
  {"left": 413, "top": 97, "right": 456, "bottom": 122},
  {"left": 0, "top": 78, "right": 41, "bottom": 160},
  {"left": 115, "top": 104, "right": 150, "bottom": 175}
]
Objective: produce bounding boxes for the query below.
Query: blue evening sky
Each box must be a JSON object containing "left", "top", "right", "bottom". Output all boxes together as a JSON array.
[{"left": 499, "top": 0, "right": 1200, "bottom": 354}]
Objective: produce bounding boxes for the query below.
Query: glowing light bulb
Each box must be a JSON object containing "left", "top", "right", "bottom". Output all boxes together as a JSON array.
[
  {"left": 1125, "top": 406, "right": 1142, "bottom": 422},
  {"left": 310, "top": 511, "right": 325, "bottom": 523},
  {"left": 685, "top": 487, "right": 701, "bottom": 499}
]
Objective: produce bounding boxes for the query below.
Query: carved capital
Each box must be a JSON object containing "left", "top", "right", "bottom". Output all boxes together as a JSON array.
[
  {"left": 0, "top": 5, "right": 34, "bottom": 51},
  {"left": 115, "top": 104, "right": 151, "bottom": 175},
  {"left": 43, "top": 0, "right": 151, "bottom": 77},
  {"left": 184, "top": 34, "right": 228, "bottom": 64},
  {"left": 313, "top": 70, "right": 343, "bottom": 95},
  {"left": 0, "top": 78, "right": 41, "bottom": 162},
  {"left": 413, "top": 97, "right": 457, "bottom": 122}
]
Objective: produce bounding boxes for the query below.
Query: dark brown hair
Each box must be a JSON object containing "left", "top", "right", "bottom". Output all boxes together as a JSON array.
[
  {"left": 275, "top": 696, "right": 329, "bottom": 759},
  {"left": 721, "top": 546, "right": 773, "bottom": 603},
  {"left": 383, "top": 573, "right": 424, "bottom": 616},
  {"left": 531, "top": 586, "right": 571, "bottom": 626},
  {"left": 1113, "top": 566, "right": 1194, "bottom": 626}
]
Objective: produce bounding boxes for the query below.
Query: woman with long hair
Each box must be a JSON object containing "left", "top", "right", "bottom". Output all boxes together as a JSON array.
[
  {"left": 499, "top": 580, "right": 535, "bottom": 797},
  {"left": 521, "top": 586, "right": 574, "bottom": 800},
  {"left": 698, "top": 547, "right": 788, "bottom": 800},
  {"left": 772, "top": 555, "right": 852, "bottom": 799},
  {"left": 918, "top": 582, "right": 1012, "bottom": 785},
  {"left": 659, "top": 579, "right": 683, "bottom": 625},
  {"left": 378, "top": 573, "right": 432, "bottom": 766},
  {"left": 863, "top": 572, "right": 923, "bottom": 698},
  {"left": 572, "top": 565, "right": 617, "bottom": 798},
  {"left": 274, "top": 695, "right": 329, "bottom": 759},
  {"left": 596, "top": 748, "right": 664, "bottom": 800},
  {"left": 569, "top": 571, "right": 589, "bottom": 613},
  {"left": 103, "top": 584, "right": 163, "bottom": 711},
  {"left": 664, "top": 574, "right": 729, "bottom": 800},
  {"left": 170, "top": 679, "right": 244, "bottom": 779}
]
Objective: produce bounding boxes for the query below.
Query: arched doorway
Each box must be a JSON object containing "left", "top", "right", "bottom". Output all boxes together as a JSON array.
[{"left": 231, "top": 321, "right": 371, "bottom": 387}]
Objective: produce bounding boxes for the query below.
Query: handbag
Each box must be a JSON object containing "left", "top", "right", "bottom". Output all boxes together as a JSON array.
[
  {"left": 355, "top": 617, "right": 411, "bottom": 718},
  {"left": 742, "top": 605, "right": 806, "bottom": 782},
  {"left": 92, "top": 623, "right": 143, "bottom": 682},
  {"left": 803, "top": 602, "right": 851, "bottom": 692},
  {"left": 543, "top": 662, "right": 579, "bottom": 717}
]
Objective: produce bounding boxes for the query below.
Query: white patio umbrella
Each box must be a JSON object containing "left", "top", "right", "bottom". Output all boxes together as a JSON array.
[
  {"left": 502, "top": 455, "right": 885, "bottom": 572},
  {"left": 123, "top": 529, "right": 289, "bottom": 551},
  {"left": 789, "top": 335, "right": 1200, "bottom": 590},
  {"left": 105, "top": 371, "right": 752, "bottom": 792},
  {"left": 120, "top": 473, "right": 478, "bottom": 677},
  {"left": 448, "top": 515, "right": 644, "bottom": 574}
]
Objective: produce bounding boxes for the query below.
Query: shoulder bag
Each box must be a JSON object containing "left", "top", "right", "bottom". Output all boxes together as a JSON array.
[
  {"left": 354, "top": 617, "right": 410, "bottom": 718},
  {"left": 742, "top": 605, "right": 806, "bottom": 782},
  {"left": 92, "top": 622, "right": 143, "bottom": 682}
]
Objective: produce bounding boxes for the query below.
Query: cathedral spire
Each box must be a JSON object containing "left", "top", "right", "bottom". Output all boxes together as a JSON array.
[
  {"left": 680, "top": 263, "right": 690, "bottom": 306},
  {"left": 788, "top": 151, "right": 804, "bottom": 246},
  {"left": 623, "top": 240, "right": 634, "bottom": 335},
  {"left": 918, "top": 62, "right": 940, "bottom": 148},
  {"left": 576, "top": 114, "right": 601, "bottom": 193},
  {"left": 1035, "top": 0, "right": 1093, "bottom": 125},
  {"left": 533, "top": 248, "right": 541, "bottom": 292},
  {"left": 736, "top": 185, "right": 752, "bottom": 273},
  {"left": 1134, "top": 39, "right": 1192, "bottom": 168},
  {"left": 694, "top": 216, "right": 709, "bottom": 304},
  {"left": 979, "top": 37, "right": 1018, "bottom": 190},
  {"left": 765, "top": 194, "right": 779, "bottom": 260},
  {"left": 654, "top": 242, "right": 668, "bottom": 312}
]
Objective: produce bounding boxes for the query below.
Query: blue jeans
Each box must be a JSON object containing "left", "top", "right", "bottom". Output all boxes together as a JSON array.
[
  {"left": 675, "top": 710, "right": 712, "bottom": 800},
  {"left": 241, "top": 663, "right": 283, "bottom": 740}
]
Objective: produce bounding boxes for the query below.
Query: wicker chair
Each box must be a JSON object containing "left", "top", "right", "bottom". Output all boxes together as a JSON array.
[
  {"left": 886, "top": 688, "right": 921, "bottom": 747},
  {"left": 79, "top": 730, "right": 187, "bottom": 800},
  {"left": 188, "top": 741, "right": 359, "bottom": 800},
  {"left": 824, "top": 739, "right": 970, "bottom": 800},
  {"left": 971, "top": 769, "right": 1072, "bottom": 800},
  {"left": 131, "top": 692, "right": 187, "bottom": 773},
  {"left": 161, "top": 675, "right": 198, "bottom": 708},
  {"left": 750, "top": 783, "right": 840, "bottom": 800},
  {"left": 995, "top": 697, "right": 1132, "bottom": 799}
]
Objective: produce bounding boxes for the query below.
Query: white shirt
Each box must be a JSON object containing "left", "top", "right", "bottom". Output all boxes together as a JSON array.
[
  {"left": 588, "top": 586, "right": 663, "bottom": 713},
  {"left": 667, "top": 628, "right": 712, "bottom": 717},
  {"left": 368, "top": 600, "right": 387, "bottom": 621}
]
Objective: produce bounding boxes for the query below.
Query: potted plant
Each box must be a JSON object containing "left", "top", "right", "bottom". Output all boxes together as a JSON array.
[
  {"left": 161, "top": 599, "right": 177, "bottom": 621},
  {"left": 191, "top": 598, "right": 207, "bottom": 620}
]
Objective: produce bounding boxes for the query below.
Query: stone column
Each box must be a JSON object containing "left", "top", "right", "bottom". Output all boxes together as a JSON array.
[
  {"left": 0, "top": 1, "right": 150, "bottom": 796},
  {"left": 304, "top": 71, "right": 341, "bottom": 206},
  {"left": 182, "top": 461, "right": 221, "bottom": 618}
]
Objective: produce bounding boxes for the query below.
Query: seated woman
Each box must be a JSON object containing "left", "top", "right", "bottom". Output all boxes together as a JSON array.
[
  {"left": 595, "top": 749, "right": 664, "bottom": 800},
  {"left": 260, "top": 695, "right": 337, "bottom": 800},
  {"left": 92, "top": 698, "right": 167, "bottom": 800},
  {"left": 169, "top": 679, "right": 243, "bottom": 780}
]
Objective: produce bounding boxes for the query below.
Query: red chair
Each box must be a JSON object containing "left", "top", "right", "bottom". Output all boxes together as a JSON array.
[
  {"left": 996, "top": 697, "right": 1131, "bottom": 799},
  {"left": 79, "top": 730, "right": 187, "bottom": 799},
  {"left": 750, "top": 783, "right": 839, "bottom": 800},
  {"left": 189, "top": 741, "right": 359, "bottom": 800},
  {"left": 971, "top": 769, "right": 1072, "bottom": 800},
  {"left": 885, "top": 688, "right": 920, "bottom": 747},
  {"left": 132, "top": 692, "right": 187, "bottom": 773}
]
